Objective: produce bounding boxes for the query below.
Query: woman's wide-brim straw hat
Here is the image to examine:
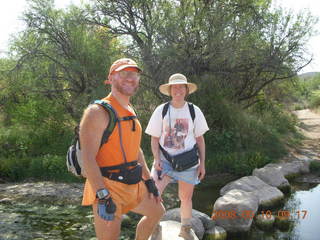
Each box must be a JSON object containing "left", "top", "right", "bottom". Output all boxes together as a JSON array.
[{"left": 159, "top": 73, "right": 197, "bottom": 96}]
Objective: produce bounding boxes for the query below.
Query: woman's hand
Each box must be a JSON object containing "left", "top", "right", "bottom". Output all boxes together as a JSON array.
[
  {"left": 197, "top": 162, "right": 206, "bottom": 181},
  {"left": 153, "top": 159, "right": 162, "bottom": 171}
]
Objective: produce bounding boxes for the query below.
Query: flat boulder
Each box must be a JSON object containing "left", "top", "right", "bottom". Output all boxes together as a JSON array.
[
  {"left": 149, "top": 220, "right": 199, "bottom": 240},
  {"left": 252, "top": 167, "right": 290, "bottom": 191},
  {"left": 161, "top": 208, "right": 205, "bottom": 239},
  {"left": 264, "top": 160, "right": 310, "bottom": 177},
  {"left": 220, "top": 176, "right": 284, "bottom": 208},
  {"left": 213, "top": 189, "right": 259, "bottom": 232}
]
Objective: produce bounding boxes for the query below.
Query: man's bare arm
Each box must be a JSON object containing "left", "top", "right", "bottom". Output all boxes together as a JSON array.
[{"left": 80, "top": 104, "right": 109, "bottom": 192}]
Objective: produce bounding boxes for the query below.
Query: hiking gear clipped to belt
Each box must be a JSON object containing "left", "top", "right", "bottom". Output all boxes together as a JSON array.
[
  {"left": 100, "top": 160, "right": 142, "bottom": 185},
  {"left": 144, "top": 179, "right": 160, "bottom": 197},
  {"left": 160, "top": 144, "right": 199, "bottom": 172},
  {"left": 97, "top": 197, "right": 117, "bottom": 221}
]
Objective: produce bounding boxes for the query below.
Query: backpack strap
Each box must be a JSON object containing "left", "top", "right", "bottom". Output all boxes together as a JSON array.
[
  {"left": 162, "top": 102, "right": 170, "bottom": 119},
  {"left": 161, "top": 101, "right": 195, "bottom": 122},
  {"left": 92, "top": 100, "right": 118, "bottom": 148},
  {"left": 187, "top": 102, "right": 195, "bottom": 122},
  {"left": 92, "top": 99, "right": 138, "bottom": 164},
  {"left": 119, "top": 116, "right": 137, "bottom": 131}
]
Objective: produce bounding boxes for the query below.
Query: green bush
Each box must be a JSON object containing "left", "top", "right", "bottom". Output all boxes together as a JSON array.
[
  {"left": 0, "top": 157, "right": 30, "bottom": 181},
  {"left": 0, "top": 95, "right": 74, "bottom": 158},
  {"left": 206, "top": 151, "right": 271, "bottom": 176},
  {"left": 310, "top": 161, "right": 320, "bottom": 176},
  {"left": 309, "top": 90, "right": 320, "bottom": 108},
  {"left": 194, "top": 84, "right": 294, "bottom": 176}
]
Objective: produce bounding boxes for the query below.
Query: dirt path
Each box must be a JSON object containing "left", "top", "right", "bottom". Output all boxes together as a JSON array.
[{"left": 292, "top": 109, "right": 320, "bottom": 161}]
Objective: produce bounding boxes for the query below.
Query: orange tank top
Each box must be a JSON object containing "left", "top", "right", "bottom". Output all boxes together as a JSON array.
[{"left": 95, "top": 94, "right": 142, "bottom": 167}]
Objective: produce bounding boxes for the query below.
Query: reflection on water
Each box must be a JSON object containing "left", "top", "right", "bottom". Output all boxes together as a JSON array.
[
  {"left": 245, "top": 183, "right": 320, "bottom": 240},
  {"left": 193, "top": 180, "right": 320, "bottom": 240},
  {"left": 286, "top": 183, "right": 320, "bottom": 240}
]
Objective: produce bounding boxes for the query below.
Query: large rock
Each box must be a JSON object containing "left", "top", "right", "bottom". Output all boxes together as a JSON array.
[
  {"left": 264, "top": 160, "right": 310, "bottom": 177},
  {"left": 161, "top": 208, "right": 206, "bottom": 239},
  {"left": 252, "top": 167, "right": 290, "bottom": 191},
  {"left": 191, "top": 209, "right": 215, "bottom": 230},
  {"left": 213, "top": 189, "right": 259, "bottom": 232},
  {"left": 220, "top": 176, "right": 284, "bottom": 208},
  {"left": 149, "top": 220, "right": 199, "bottom": 240}
]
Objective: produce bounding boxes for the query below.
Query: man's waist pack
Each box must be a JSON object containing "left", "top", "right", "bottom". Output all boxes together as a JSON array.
[
  {"left": 66, "top": 100, "right": 138, "bottom": 182},
  {"left": 100, "top": 161, "right": 142, "bottom": 185},
  {"left": 160, "top": 144, "right": 199, "bottom": 172}
]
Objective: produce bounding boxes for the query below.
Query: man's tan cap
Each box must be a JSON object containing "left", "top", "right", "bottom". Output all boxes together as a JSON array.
[{"left": 105, "top": 58, "right": 142, "bottom": 84}]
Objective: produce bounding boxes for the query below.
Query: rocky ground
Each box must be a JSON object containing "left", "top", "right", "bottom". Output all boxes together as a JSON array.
[{"left": 0, "top": 182, "right": 83, "bottom": 205}]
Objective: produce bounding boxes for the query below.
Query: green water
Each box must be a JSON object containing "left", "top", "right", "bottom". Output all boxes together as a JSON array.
[
  {"left": 0, "top": 201, "right": 139, "bottom": 239},
  {"left": 0, "top": 203, "right": 96, "bottom": 239}
]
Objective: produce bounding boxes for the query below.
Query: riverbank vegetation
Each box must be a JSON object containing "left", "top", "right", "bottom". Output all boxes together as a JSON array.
[{"left": 0, "top": 0, "right": 318, "bottom": 182}]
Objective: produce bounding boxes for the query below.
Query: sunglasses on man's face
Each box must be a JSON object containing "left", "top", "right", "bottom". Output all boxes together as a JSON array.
[{"left": 118, "top": 71, "right": 140, "bottom": 80}]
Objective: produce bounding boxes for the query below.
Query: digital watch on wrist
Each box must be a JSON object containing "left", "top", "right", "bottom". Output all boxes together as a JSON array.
[{"left": 96, "top": 188, "right": 110, "bottom": 200}]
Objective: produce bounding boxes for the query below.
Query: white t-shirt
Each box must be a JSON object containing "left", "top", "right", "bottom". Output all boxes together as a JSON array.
[{"left": 145, "top": 102, "right": 209, "bottom": 156}]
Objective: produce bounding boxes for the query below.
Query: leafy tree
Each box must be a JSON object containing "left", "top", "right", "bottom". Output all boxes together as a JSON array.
[
  {"left": 0, "top": 0, "right": 121, "bottom": 158},
  {"left": 7, "top": 0, "right": 121, "bottom": 118},
  {"left": 87, "top": 0, "right": 317, "bottom": 107}
]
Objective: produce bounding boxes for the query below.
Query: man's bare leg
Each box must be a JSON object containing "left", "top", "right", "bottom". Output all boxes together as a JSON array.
[
  {"left": 92, "top": 203, "right": 122, "bottom": 240},
  {"left": 132, "top": 195, "right": 165, "bottom": 240}
]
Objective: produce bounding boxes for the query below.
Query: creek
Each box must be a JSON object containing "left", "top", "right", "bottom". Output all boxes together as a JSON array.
[{"left": 0, "top": 176, "right": 319, "bottom": 240}]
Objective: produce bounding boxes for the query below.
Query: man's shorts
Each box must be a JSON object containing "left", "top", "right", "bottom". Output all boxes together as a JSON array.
[{"left": 82, "top": 177, "right": 147, "bottom": 218}]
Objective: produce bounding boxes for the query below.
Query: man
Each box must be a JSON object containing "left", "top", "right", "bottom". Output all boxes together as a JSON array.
[{"left": 80, "top": 58, "right": 165, "bottom": 240}]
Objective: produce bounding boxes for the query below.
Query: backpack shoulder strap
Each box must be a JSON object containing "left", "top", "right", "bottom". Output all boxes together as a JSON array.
[
  {"left": 162, "top": 101, "right": 195, "bottom": 122},
  {"left": 92, "top": 100, "right": 118, "bottom": 147},
  {"left": 188, "top": 102, "right": 195, "bottom": 122},
  {"left": 162, "top": 102, "right": 170, "bottom": 119}
]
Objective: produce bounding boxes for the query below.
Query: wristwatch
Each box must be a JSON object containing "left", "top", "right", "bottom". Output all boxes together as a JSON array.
[{"left": 96, "top": 188, "right": 110, "bottom": 200}]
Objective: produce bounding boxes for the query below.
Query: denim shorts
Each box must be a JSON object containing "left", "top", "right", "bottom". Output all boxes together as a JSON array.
[{"left": 159, "top": 153, "right": 200, "bottom": 185}]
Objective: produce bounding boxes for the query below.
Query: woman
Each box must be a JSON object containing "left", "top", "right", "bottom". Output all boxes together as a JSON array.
[{"left": 145, "top": 73, "right": 209, "bottom": 239}]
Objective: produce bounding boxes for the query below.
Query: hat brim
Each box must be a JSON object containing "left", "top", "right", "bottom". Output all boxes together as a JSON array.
[
  {"left": 159, "top": 82, "right": 197, "bottom": 96},
  {"left": 114, "top": 65, "right": 142, "bottom": 72},
  {"left": 105, "top": 65, "right": 142, "bottom": 84}
]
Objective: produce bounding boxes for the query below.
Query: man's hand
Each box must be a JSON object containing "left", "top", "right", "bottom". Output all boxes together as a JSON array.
[{"left": 97, "top": 197, "right": 117, "bottom": 221}]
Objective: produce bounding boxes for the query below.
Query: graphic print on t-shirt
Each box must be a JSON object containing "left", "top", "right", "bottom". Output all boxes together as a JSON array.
[{"left": 164, "top": 118, "right": 188, "bottom": 149}]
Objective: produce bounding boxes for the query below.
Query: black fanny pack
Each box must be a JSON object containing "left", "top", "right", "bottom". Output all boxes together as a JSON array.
[
  {"left": 100, "top": 161, "right": 142, "bottom": 185},
  {"left": 160, "top": 145, "right": 199, "bottom": 172}
]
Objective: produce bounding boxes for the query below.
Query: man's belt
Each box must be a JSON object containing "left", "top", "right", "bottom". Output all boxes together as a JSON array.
[{"left": 100, "top": 160, "right": 138, "bottom": 177}]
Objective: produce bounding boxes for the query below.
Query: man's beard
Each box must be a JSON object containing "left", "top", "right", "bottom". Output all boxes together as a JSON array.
[{"left": 114, "top": 81, "right": 139, "bottom": 96}]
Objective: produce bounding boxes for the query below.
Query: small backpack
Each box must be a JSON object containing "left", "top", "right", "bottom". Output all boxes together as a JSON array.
[
  {"left": 162, "top": 102, "right": 195, "bottom": 122},
  {"left": 66, "top": 99, "right": 137, "bottom": 177}
]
